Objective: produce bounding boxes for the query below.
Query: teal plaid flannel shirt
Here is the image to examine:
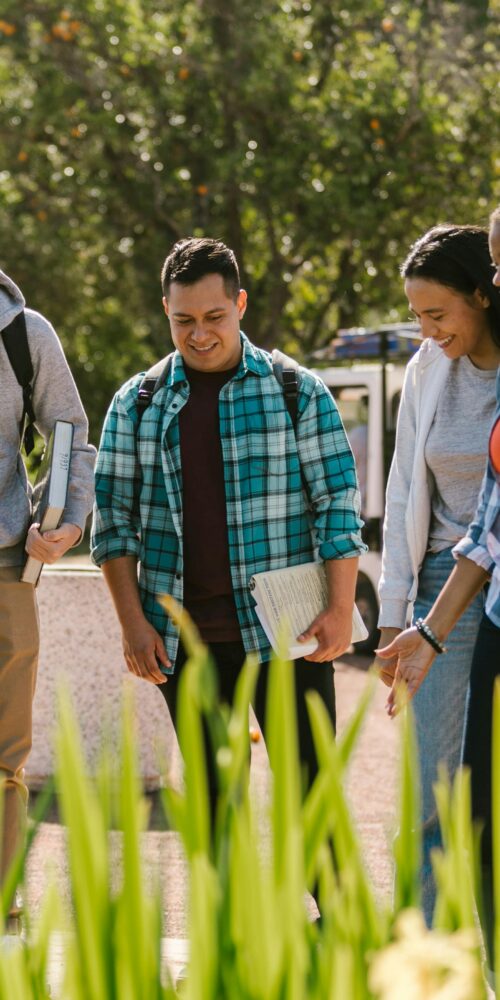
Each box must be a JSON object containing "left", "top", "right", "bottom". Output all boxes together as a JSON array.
[{"left": 91, "top": 334, "right": 366, "bottom": 668}]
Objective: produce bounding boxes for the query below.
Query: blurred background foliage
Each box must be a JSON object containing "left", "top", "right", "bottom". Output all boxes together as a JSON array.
[{"left": 0, "top": 0, "right": 499, "bottom": 440}]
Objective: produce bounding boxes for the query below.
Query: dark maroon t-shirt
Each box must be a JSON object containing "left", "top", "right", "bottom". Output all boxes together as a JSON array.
[{"left": 178, "top": 364, "right": 241, "bottom": 642}]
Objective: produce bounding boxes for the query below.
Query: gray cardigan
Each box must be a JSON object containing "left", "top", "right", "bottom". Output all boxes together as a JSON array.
[
  {"left": 0, "top": 270, "right": 96, "bottom": 565},
  {"left": 378, "top": 338, "right": 450, "bottom": 628}
]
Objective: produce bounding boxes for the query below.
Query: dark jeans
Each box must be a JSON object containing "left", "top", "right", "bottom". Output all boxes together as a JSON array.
[
  {"left": 157, "top": 639, "right": 336, "bottom": 816},
  {"left": 462, "top": 611, "right": 500, "bottom": 964}
]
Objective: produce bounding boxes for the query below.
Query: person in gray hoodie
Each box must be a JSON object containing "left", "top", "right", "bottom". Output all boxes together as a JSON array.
[{"left": 0, "top": 270, "right": 95, "bottom": 930}]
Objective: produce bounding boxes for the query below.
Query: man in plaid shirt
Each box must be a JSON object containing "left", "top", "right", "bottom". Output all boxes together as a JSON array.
[{"left": 91, "top": 237, "right": 365, "bottom": 824}]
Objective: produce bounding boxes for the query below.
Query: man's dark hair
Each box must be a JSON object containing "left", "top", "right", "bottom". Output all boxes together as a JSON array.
[
  {"left": 401, "top": 224, "right": 500, "bottom": 347},
  {"left": 161, "top": 237, "right": 240, "bottom": 301}
]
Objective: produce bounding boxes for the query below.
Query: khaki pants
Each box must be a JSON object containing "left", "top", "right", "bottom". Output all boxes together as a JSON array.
[{"left": 0, "top": 567, "right": 39, "bottom": 888}]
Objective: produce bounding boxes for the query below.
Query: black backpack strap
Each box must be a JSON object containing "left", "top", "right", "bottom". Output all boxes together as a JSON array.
[
  {"left": 136, "top": 353, "right": 174, "bottom": 424},
  {"left": 271, "top": 348, "right": 300, "bottom": 431},
  {"left": 136, "top": 349, "right": 300, "bottom": 430},
  {"left": 2, "top": 311, "right": 36, "bottom": 454}
]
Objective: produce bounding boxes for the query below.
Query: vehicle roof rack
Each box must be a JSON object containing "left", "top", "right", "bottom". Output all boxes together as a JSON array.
[{"left": 311, "top": 323, "right": 421, "bottom": 363}]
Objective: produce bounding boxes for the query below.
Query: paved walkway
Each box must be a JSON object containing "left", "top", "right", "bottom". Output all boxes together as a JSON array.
[{"left": 25, "top": 655, "right": 399, "bottom": 990}]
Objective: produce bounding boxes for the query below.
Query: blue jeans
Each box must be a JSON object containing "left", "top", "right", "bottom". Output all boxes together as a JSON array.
[
  {"left": 462, "top": 612, "right": 500, "bottom": 964},
  {"left": 412, "top": 548, "right": 485, "bottom": 926}
]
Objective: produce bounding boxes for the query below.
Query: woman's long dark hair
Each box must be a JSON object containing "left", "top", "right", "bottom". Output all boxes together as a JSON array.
[{"left": 401, "top": 225, "right": 500, "bottom": 347}]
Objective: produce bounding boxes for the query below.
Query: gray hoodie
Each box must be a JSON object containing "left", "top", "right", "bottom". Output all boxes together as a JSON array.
[{"left": 0, "top": 270, "right": 96, "bottom": 566}]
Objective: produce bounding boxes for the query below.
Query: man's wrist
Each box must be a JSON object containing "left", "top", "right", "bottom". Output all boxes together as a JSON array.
[{"left": 325, "top": 599, "right": 354, "bottom": 612}]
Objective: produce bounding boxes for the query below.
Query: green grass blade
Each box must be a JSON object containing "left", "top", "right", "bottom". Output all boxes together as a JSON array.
[
  {"left": 115, "top": 691, "right": 163, "bottom": 998},
  {"left": 337, "top": 670, "right": 377, "bottom": 769},
  {"left": 174, "top": 649, "right": 212, "bottom": 858},
  {"left": 265, "top": 652, "right": 302, "bottom": 882},
  {"left": 55, "top": 687, "right": 113, "bottom": 1000},
  {"left": 0, "top": 947, "right": 33, "bottom": 1000},
  {"left": 227, "top": 805, "right": 283, "bottom": 998},
  {"left": 0, "top": 779, "right": 54, "bottom": 928},
  {"left": 393, "top": 703, "right": 421, "bottom": 914},
  {"left": 260, "top": 652, "right": 308, "bottom": 999},
  {"left": 184, "top": 855, "right": 220, "bottom": 1000},
  {"left": 433, "top": 765, "right": 477, "bottom": 933},
  {"left": 306, "top": 691, "right": 383, "bottom": 956},
  {"left": 24, "top": 881, "right": 62, "bottom": 997},
  {"left": 214, "top": 654, "right": 259, "bottom": 805},
  {"left": 158, "top": 595, "right": 214, "bottom": 858}
]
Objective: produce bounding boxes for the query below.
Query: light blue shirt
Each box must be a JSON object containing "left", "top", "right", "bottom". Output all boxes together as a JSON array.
[{"left": 454, "top": 369, "right": 500, "bottom": 628}]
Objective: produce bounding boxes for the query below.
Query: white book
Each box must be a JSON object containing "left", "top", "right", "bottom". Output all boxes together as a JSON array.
[
  {"left": 21, "top": 421, "right": 74, "bottom": 585},
  {"left": 250, "top": 560, "right": 368, "bottom": 660}
]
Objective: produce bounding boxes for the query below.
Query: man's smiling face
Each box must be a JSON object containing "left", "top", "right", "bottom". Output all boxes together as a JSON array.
[{"left": 163, "top": 273, "right": 247, "bottom": 373}]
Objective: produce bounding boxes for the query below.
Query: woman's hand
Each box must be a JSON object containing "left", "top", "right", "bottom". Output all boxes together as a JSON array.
[
  {"left": 377, "top": 627, "right": 437, "bottom": 716},
  {"left": 373, "top": 627, "right": 402, "bottom": 686}
]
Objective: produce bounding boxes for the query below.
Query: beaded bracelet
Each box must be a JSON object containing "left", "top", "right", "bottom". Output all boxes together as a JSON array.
[{"left": 415, "top": 618, "right": 448, "bottom": 655}]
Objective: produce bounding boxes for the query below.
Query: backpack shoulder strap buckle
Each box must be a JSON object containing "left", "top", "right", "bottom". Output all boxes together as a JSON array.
[
  {"left": 271, "top": 348, "right": 300, "bottom": 431},
  {"left": 281, "top": 367, "right": 299, "bottom": 396},
  {"left": 136, "top": 353, "right": 174, "bottom": 421}
]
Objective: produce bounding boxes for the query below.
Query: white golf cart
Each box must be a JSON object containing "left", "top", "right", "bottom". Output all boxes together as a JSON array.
[{"left": 310, "top": 324, "right": 421, "bottom": 652}]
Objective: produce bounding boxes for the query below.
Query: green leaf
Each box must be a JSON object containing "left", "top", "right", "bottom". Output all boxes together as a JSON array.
[{"left": 393, "top": 703, "right": 422, "bottom": 915}]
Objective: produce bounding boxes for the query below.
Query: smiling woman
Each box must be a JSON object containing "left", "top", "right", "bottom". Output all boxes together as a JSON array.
[
  {"left": 375, "top": 223, "right": 500, "bottom": 927},
  {"left": 405, "top": 279, "right": 495, "bottom": 369}
]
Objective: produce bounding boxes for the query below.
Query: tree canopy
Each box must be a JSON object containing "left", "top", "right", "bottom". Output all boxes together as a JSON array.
[{"left": 0, "top": 0, "right": 498, "bottom": 438}]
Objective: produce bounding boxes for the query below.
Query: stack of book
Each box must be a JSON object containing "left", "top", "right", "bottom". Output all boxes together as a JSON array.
[
  {"left": 250, "top": 561, "right": 368, "bottom": 659},
  {"left": 21, "top": 420, "right": 74, "bottom": 585}
]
